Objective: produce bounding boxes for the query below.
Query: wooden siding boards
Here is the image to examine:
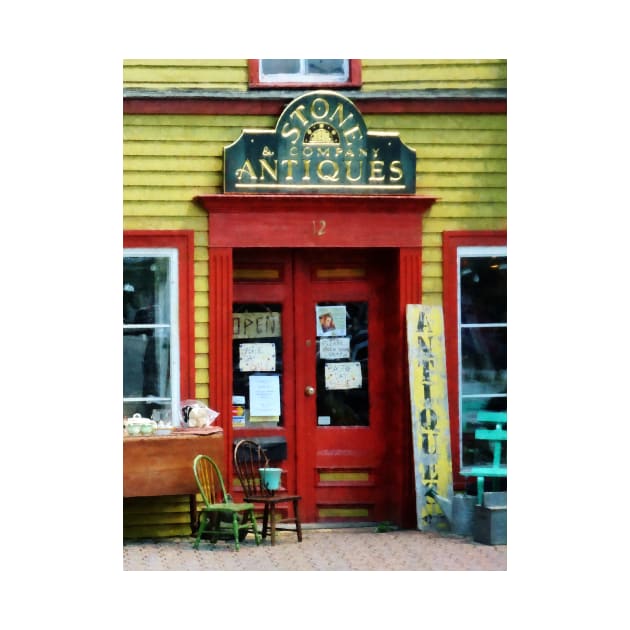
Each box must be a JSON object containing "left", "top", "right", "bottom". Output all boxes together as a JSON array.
[
  {"left": 123, "top": 59, "right": 506, "bottom": 91},
  {"left": 122, "top": 59, "right": 506, "bottom": 537}
]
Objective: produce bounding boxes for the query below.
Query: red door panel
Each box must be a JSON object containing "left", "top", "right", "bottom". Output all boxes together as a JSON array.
[{"left": 232, "top": 249, "right": 393, "bottom": 523}]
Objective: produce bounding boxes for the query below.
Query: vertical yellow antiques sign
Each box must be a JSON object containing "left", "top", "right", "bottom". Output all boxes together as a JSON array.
[{"left": 406, "top": 305, "right": 454, "bottom": 531}]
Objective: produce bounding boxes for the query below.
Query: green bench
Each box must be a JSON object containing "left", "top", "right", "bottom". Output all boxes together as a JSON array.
[{"left": 460, "top": 411, "right": 507, "bottom": 505}]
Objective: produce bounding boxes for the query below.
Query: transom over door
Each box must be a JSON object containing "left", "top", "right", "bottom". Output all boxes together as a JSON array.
[{"left": 233, "top": 249, "right": 396, "bottom": 524}]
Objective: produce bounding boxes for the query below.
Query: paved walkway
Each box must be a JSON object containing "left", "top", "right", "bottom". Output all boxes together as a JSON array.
[{"left": 123, "top": 527, "right": 506, "bottom": 571}]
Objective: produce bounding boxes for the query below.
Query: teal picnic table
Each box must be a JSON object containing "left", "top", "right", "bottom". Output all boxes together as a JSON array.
[{"left": 460, "top": 411, "right": 507, "bottom": 506}]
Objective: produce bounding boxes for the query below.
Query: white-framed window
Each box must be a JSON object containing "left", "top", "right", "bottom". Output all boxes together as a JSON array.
[
  {"left": 123, "top": 248, "right": 181, "bottom": 424},
  {"left": 258, "top": 59, "right": 349, "bottom": 83},
  {"left": 457, "top": 246, "right": 507, "bottom": 468}
]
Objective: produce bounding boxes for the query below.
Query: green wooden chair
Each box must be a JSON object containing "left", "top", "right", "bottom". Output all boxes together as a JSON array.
[{"left": 192, "top": 454, "right": 261, "bottom": 551}]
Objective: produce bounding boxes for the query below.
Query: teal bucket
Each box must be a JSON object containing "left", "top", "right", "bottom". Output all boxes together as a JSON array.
[{"left": 259, "top": 467, "right": 282, "bottom": 491}]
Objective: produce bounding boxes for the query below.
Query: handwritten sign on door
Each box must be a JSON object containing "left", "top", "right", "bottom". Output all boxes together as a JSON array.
[{"left": 239, "top": 342, "right": 276, "bottom": 372}]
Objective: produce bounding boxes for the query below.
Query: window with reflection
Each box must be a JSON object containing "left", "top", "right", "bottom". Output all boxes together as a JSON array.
[
  {"left": 458, "top": 249, "right": 507, "bottom": 467},
  {"left": 232, "top": 303, "right": 284, "bottom": 428},
  {"left": 315, "top": 301, "right": 368, "bottom": 426},
  {"left": 123, "top": 250, "right": 179, "bottom": 423}
]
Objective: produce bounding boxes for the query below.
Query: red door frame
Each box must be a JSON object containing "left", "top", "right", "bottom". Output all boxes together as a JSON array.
[
  {"left": 442, "top": 230, "right": 507, "bottom": 489},
  {"left": 194, "top": 194, "right": 436, "bottom": 526}
]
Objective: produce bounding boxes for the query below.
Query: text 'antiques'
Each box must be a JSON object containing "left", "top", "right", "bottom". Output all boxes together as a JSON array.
[{"left": 224, "top": 91, "right": 416, "bottom": 194}]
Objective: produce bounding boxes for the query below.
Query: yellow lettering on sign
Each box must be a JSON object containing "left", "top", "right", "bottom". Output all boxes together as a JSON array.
[
  {"left": 259, "top": 158, "right": 278, "bottom": 182},
  {"left": 235, "top": 159, "right": 257, "bottom": 181},
  {"left": 368, "top": 160, "right": 385, "bottom": 182},
  {"left": 390, "top": 160, "right": 403, "bottom": 182}
]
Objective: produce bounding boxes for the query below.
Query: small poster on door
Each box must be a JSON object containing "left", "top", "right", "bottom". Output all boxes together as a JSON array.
[
  {"left": 316, "top": 305, "right": 346, "bottom": 337},
  {"left": 239, "top": 342, "right": 276, "bottom": 372},
  {"left": 324, "top": 361, "right": 362, "bottom": 390},
  {"left": 319, "top": 336, "right": 350, "bottom": 360},
  {"left": 249, "top": 374, "right": 281, "bottom": 416}
]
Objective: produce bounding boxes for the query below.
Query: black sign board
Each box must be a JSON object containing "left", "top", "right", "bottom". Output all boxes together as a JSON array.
[{"left": 224, "top": 90, "right": 416, "bottom": 194}]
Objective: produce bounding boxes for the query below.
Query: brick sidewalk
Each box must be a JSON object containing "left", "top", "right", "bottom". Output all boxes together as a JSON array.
[{"left": 123, "top": 527, "right": 506, "bottom": 571}]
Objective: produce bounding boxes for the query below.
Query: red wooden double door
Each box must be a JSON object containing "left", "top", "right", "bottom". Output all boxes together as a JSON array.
[{"left": 233, "top": 248, "right": 401, "bottom": 524}]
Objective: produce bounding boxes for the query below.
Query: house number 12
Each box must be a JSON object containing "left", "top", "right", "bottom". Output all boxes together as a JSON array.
[{"left": 312, "top": 220, "right": 327, "bottom": 236}]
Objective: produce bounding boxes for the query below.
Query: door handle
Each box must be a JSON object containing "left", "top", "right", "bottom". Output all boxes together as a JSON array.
[{"left": 304, "top": 386, "right": 316, "bottom": 396}]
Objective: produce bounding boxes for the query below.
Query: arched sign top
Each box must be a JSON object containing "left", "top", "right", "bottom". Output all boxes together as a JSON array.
[{"left": 224, "top": 90, "right": 416, "bottom": 195}]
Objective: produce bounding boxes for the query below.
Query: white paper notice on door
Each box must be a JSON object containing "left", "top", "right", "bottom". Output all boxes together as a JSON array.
[
  {"left": 324, "top": 361, "right": 362, "bottom": 390},
  {"left": 239, "top": 342, "right": 276, "bottom": 372},
  {"left": 319, "top": 336, "right": 350, "bottom": 360},
  {"left": 249, "top": 374, "right": 281, "bottom": 416}
]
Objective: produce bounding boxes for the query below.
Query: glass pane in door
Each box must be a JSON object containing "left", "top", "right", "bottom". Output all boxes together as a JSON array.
[
  {"left": 232, "top": 303, "right": 284, "bottom": 428},
  {"left": 315, "top": 301, "right": 368, "bottom": 426}
]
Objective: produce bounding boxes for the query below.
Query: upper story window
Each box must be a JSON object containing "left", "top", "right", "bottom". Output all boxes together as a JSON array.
[{"left": 249, "top": 59, "right": 362, "bottom": 88}]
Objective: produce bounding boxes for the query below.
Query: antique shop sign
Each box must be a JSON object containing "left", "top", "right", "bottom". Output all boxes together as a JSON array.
[
  {"left": 406, "top": 305, "right": 454, "bottom": 532},
  {"left": 224, "top": 90, "right": 416, "bottom": 194}
]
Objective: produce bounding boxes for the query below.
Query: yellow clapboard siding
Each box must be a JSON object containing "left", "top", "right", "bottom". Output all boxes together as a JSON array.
[
  {"left": 194, "top": 290, "right": 208, "bottom": 308},
  {"left": 364, "top": 79, "right": 505, "bottom": 91},
  {"left": 194, "top": 246, "right": 208, "bottom": 261},
  {"left": 195, "top": 276, "right": 209, "bottom": 292},
  {"left": 397, "top": 128, "right": 506, "bottom": 145},
  {"left": 195, "top": 231, "right": 208, "bottom": 247},
  {"left": 365, "top": 114, "right": 506, "bottom": 131},
  {"left": 416, "top": 144, "right": 507, "bottom": 159},
  {"left": 196, "top": 368, "right": 209, "bottom": 383},
  {"left": 122, "top": 216, "right": 208, "bottom": 231},
  {"left": 195, "top": 323, "right": 208, "bottom": 339},
  {"left": 422, "top": 247, "right": 443, "bottom": 263},
  {"left": 195, "top": 354, "right": 209, "bottom": 369},
  {"left": 196, "top": 384, "right": 209, "bottom": 399},
  {"left": 124, "top": 141, "right": 226, "bottom": 157},
  {"left": 418, "top": 173, "right": 506, "bottom": 188},
  {"left": 123, "top": 202, "right": 208, "bottom": 217},
  {"left": 363, "top": 59, "right": 503, "bottom": 67},
  {"left": 420, "top": 188, "right": 506, "bottom": 203},
  {"left": 194, "top": 261, "right": 208, "bottom": 279},
  {"left": 422, "top": 262, "right": 443, "bottom": 278},
  {"left": 124, "top": 495, "right": 190, "bottom": 510},
  {"left": 123, "top": 512, "right": 192, "bottom": 526},
  {"left": 124, "top": 172, "right": 222, "bottom": 187},
  {"left": 124, "top": 114, "right": 274, "bottom": 128},
  {"left": 363, "top": 62, "right": 506, "bottom": 81},
  {"left": 421, "top": 293, "right": 444, "bottom": 306},
  {"left": 124, "top": 65, "right": 248, "bottom": 83},
  {"left": 422, "top": 276, "right": 443, "bottom": 293},
  {"left": 423, "top": 216, "right": 507, "bottom": 232},
  {"left": 123, "top": 524, "right": 192, "bottom": 538},
  {"left": 124, "top": 125, "right": 239, "bottom": 142},
  {"left": 416, "top": 159, "right": 506, "bottom": 173},
  {"left": 195, "top": 307, "right": 209, "bottom": 323},
  {"left": 123, "top": 185, "right": 221, "bottom": 201},
  {"left": 195, "top": 339, "right": 209, "bottom": 354},
  {"left": 427, "top": 203, "right": 507, "bottom": 218},
  {"left": 125, "top": 59, "right": 247, "bottom": 67},
  {"left": 124, "top": 155, "right": 223, "bottom": 172},
  {"left": 362, "top": 78, "right": 506, "bottom": 92}
]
